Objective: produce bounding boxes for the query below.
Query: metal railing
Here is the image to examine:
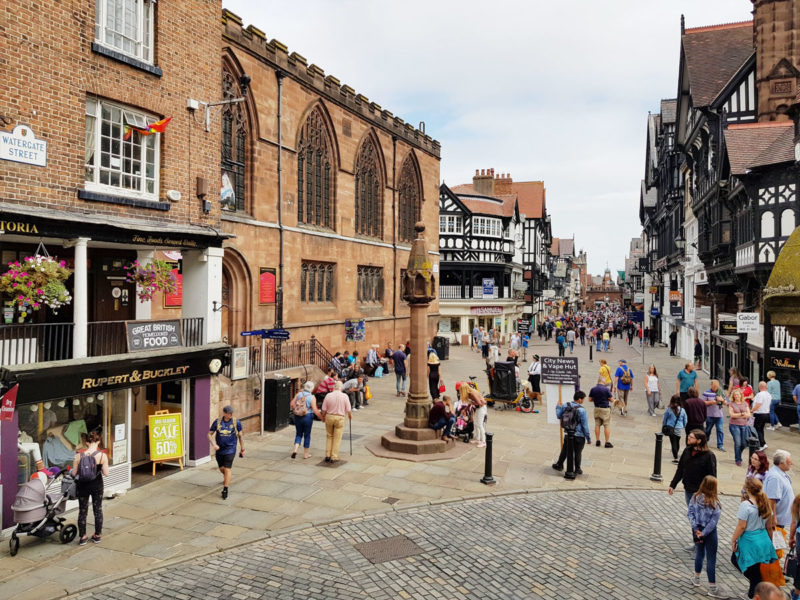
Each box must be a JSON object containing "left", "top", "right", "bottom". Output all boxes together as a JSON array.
[
  {"left": 223, "top": 336, "right": 333, "bottom": 379},
  {"left": 0, "top": 317, "right": 206, "bottom": 365},
  {"left": 0, "top": 322, "right": 73, "bottom": 365}
]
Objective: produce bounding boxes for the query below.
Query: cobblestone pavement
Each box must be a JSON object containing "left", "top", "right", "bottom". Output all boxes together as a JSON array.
[
  {"left": 4, "top": 336, "right": 799, "bottom": 599},
  {"left": 73, "top": 490, "right": 748, "bottom": 600}
]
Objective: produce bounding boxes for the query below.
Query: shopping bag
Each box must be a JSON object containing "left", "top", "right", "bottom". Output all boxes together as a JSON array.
[
  {"left": 438, "top": 382, "right": 445, "bottom": 393},
  {"left": 364, "top": 385, "right": 372, "bottom": 401},
  {"left": 783, "top": 548, "right": 797, "bottom": 577},
  {"left": 374, "top": 366, "right": 383, "bottom": 378}
]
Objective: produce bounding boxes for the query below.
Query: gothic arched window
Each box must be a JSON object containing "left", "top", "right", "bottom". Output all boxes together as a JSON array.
[
  {"left": 398, "top": 153, "right": 422, "bottom": 242},
  {"left": 297, "top": 107, "right": 335, "bottom": 229},
  {"left": 354, "top": 136, "right": 383, "bottom": 238},
  {"left": 221, "top": 68, "right": 247, "bottom": 212}
]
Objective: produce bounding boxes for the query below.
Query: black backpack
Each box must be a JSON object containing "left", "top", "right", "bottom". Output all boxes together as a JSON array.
[
  {"left": 77, "top": 451, "right": 99, "bottom": 481},
  {"left": 560, "top": 403, "right": 581, "bottom": 431}
]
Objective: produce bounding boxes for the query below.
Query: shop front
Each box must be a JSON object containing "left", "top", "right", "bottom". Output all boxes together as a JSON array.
[
  {"left": 767, "top": 350, "right": 800, "bottom": 427},
  {"left": 0, "top": 343, "right": 228, "bottom": 529}
]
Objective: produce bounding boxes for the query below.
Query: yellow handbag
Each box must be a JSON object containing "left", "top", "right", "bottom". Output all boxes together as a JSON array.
[{"left": 364, "top": 385, "right": 372, "bottom": 401}]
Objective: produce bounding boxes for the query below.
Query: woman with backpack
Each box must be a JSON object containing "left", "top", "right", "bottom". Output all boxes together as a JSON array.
[
  {"left": 71, "top": 431, "right": 109, "bottom": 545},
  {"left": 662, "top": 394, "right": 688, "bottom": 464},
  {"left": 291, "top": 381, "right": 322, "bottom": 459}
]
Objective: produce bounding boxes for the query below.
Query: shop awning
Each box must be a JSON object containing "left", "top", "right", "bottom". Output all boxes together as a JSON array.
[{"left": 0, "top": 343, "right": 229, "bottom": 405}]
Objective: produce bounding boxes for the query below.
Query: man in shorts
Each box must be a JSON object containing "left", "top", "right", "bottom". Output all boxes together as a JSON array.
[
  {"left": 208, "top": 405, "right": 244, "bottom": 499},
  {"left": 589, "top": 384, "right": 614, "bottom": 448}
]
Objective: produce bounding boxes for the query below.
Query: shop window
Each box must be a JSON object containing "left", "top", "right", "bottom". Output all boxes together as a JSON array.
[
  {"left": 17, "top": 390, "right": 129, "bottom": 488},
  {"left": 95, "top": 0, "right": 155, "bottom": 64},
  {"left": 449, "top": 317, "right": 460, "bottom": 332},
  {"left": 85, "top": 98, "right": 160, "bottom": 200}
]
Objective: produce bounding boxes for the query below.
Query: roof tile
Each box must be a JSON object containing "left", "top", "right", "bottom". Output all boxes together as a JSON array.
[{"left": 724, "top": 121, "right": 794, "bottom": 175}]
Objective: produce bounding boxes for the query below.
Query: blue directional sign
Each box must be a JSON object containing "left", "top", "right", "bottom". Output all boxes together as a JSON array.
[
  {"left": 626, "top": 311, "right": 644, "bottom": 323},
  {"left": 650, "top": 308, "right": 660, "bottom": 317},
  {"left": 240, "top": 328, "right": 291, "bottom": 339}
]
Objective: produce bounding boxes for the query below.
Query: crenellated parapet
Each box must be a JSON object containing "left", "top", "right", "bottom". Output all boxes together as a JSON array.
[{"left": 222, "top": 9, "right": 440, "bottom": 158}]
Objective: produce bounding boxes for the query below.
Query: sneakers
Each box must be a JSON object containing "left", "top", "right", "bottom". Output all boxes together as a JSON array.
[
  {"left": 691, "top": 574, "right": 700, "bottom": 587},
  {"left": 672, "top": 459, "right": 680, "bottom": 464},
  {"left": 760, "top": 444, "right": 768, "bottom": 451},
  {"left": 707, "top": 584, "right": 727, "bottom": 598},
  {"left": 595, "top": 440, "right": 601, "bottom": 447},
  {"left": 552, "top": 463, "right": 563, "bottom": 472},
  {"left": 604, "top": 442, "right": 613, "bottom": 448},
  {"left": 735, "top": 461, "right": 742, "bottom": 467},
  {"left": 91, "top": 535, "right": 101, "bottom": 544},
  {"left": 79, "top": 536, "right": 88, "bottom": 546},
  {"left": 574, "top": 468, "right": 583, "bottom": 475},
  {"left": 775, "top": 423, "right": 783, "bottom": 430},
  {"left": 221, "top": 487, "right": 228, "bottom": 500},
  {"left": 717, "top": 447, "right": 726, "bottom": 452},
  {"left": 684, "top": 544, "right": 696, "bottom": 553},
  {"left": 768, "top": 426, "right": 776, "bottom": 431}
]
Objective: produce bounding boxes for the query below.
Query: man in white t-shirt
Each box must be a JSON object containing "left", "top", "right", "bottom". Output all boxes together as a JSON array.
[{"left": 752, "top": 381, "right": 773, "bottom": 451}]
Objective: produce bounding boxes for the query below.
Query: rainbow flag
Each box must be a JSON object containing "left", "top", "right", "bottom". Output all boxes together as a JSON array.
[{"left": 124, "top": 116, "right": 172, "bottom": 140}]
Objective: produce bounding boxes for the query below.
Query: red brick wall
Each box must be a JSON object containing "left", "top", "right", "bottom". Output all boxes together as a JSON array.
[{"left": 2, "top": 1, "right": 222, "bottom": 228}]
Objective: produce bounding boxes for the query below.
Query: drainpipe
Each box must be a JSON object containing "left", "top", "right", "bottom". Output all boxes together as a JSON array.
[
  {"left": 391, "top": 136, "right": 398, "bottom": 341},
  {"left": 276, "top": 70, "right": 285, "bottom": 328}
]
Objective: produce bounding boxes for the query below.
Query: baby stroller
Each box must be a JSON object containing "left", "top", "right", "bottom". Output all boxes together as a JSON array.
[
  {"left": 453, "top": 403, "right": 474, "bottom": 443},
  {"left": 9, "top": 469, "right": 77, "bottom": 556}
]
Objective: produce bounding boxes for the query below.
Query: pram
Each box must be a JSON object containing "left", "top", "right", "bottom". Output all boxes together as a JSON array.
[
  {"left": 453, "top": 402, "right": 474, "bottom": 443},
  {"left": 9, "top": 469, "right": 77, "bottom": 556}
]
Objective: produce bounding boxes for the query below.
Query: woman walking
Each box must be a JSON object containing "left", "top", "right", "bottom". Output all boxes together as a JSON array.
[
  {"left": 766, "top": 371, "right": 782, "bottom": 431},
  {"left": 731, "top": 478, "right": 779, "bottom": 598},
  {"left": 644, "top": 364, "right": 661, "bottom": 416},
  {"left": 688, "top": 475, "right": 724, "bottom": 598},
  {"left": 72, "top": 431, "right": 109, "bottom": 545},
  {"left": 729, "top": 388, "right": 752, "bottom": 467},
  {"left": 291, "top": 381, "right": 322, "bottom": 459},
  {"left": 662, "top": 394, "right": 687, "bottom": 464},
  {"left": 597, "top": 359, "right": 613, "bottom": 391},
  {"left": 427, "top": 353, "right": 441, "bottom": 400},
  {"left": 745, "top": 450, "right": 769, "bottom": 483}
]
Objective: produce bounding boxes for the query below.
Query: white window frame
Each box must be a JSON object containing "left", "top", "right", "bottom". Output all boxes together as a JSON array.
[
  {"left": 85, "top": 98, "right": 160, "bottom": 201},
  {"left": 439, "top": 215, "right": 463, "bottom": 235},
  {"left": 95, "top": 0, "right": 155, "bottom": 64},
  {"left": 472, "top": 216, "right": 501, "bottom": 238}
]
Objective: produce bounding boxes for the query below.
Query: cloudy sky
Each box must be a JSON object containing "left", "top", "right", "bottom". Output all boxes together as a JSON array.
[{"left": 223, "top": 0, "right": 754, "bottom": 274}]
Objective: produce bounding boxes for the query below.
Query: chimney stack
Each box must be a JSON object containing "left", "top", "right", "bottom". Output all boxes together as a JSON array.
[
  {"left": 473, "top": 168, "right": 494, "bottom": 195},
  {"left": 494, "top": 171, "right": 513, "bottom": 195}
]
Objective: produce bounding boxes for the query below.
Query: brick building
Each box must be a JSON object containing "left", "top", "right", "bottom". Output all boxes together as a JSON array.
[
  {"left": 0, "top": 1, "right": 228, "bottom": 527},
  {"left": 218, "top": 10, "right": 441, "bottom": 420}
]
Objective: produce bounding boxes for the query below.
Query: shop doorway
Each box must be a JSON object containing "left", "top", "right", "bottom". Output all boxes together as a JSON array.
[{"left": 130, "top": 380, "right": 187, "bottom": 487}]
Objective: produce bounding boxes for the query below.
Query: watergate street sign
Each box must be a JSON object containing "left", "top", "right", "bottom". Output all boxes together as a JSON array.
[{"left": 541, "top": 356, "right": 579, "bottom": 386}]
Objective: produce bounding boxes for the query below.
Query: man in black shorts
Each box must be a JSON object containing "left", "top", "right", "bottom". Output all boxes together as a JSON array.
[{"left": 208, "top": 405, "right": 244, "bottom": 499}]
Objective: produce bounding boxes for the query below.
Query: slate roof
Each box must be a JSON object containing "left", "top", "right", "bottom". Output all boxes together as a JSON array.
[
  {"left": 641, "top": 180, "right": 657, "bottom": 208},
  {"left": 453, "top": 193, "right": 517, "bottom": 218},
  {"left": 682, "top": 22, "right": 753, "bottom": 107},
  {"left": 660, "top": 99, "right": 677, "bottom": 124},
  {"left": 451, "top": 180, "right": 545, "bottom": 219},
  {"left": 559, "top": 239, "right": 574, "bottom": 257},
  {"left": 724, "top": 121, "right": 794, "bottom": 175}
]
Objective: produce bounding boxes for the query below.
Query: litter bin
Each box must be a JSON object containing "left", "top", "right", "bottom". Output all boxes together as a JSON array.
[
  {"left": 264, "top": 375, "right": 291, "bottom": 431},
  {"left": 432, "top": 335, "right": 450, "bottom": 360}
]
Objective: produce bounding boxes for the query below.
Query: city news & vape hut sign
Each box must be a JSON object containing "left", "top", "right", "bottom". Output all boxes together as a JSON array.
[{"left": 541, "top": 356, "right": 579, "bottom": 386}]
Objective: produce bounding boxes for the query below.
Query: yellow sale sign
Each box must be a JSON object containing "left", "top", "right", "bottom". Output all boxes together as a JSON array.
[{"left": 149, "top": 412, "right": 183, "bottom": 461}]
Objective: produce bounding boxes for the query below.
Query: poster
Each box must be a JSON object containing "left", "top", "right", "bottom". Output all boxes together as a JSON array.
[
  {"left": 148, "top": 412, "right": 183, "bottom": 462},
  {"left": 345, "top": 318, "right": 365, "bottom": 342},
  {"left": 114, "top": 423, "right": 126, "bottom": 441},
  {"left": 163, "top": 266, "right": 182, "bottom": 308},
  {"left": 259, "top": 268, "right": 276, "bottom": 304},
  {"left": 231, "top": 346, "right": 249, "bottom": 380},
  {"left": 112, "top": 439, "right": 127, "bottom": 464},
  {"left": 541, "top": 356, "right": 580, "bottom": 386}
]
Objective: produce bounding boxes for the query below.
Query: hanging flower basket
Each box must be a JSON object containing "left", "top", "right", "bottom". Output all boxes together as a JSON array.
[
  {"left": 0, "top": 255, "right": 73, "bottom": 311},
  {"left": 125, "top": 259, "right": 178, "bottom": 302}
]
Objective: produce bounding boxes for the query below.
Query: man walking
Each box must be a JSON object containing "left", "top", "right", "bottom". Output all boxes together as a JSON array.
[
  {"left": 472, "top": 324, "right": 481, "bottom": 353},
  {"left": 393, "top": 344, "right": 408, "bottom": 396},
  {"left": 684, "top": 387, "right": 706, "bottom": 443},
  {"left": 553, "top": 391, "right": 591, "bottom": 476},
  {"left": 602, "top": 329, "right": 610, "bottom": 352},
  {"left": 676, "top": 363, "right": 699, "bottom": 401},
  {"left": 566, "top": 328, "right": 576, "bottom": 354},
  {"left": 669, "top": 328, "right": 678, "bottom": 356},
  {"left": 614, "top": 359, "right": 634, "bottom": 416},
  {"left": 320, "top": 381, "right": 353, "bottom": 463},
  {"left": 702, "top": 380, "right": 727, "bottom": 452},
  {"left": 763, "top": 450, "right": 793, "bottom": 539},
  {"left": 589, "top": 383, "right": 614, "bottom": 448},
  {"left": 208, "top": 405, "right": 244, "bottom": 500},
  {"left": 579, "top": 324, "right": 586, "bottom": 346},
  {"left": 556, "top": 330, "right": 566, "bottom": 357}
]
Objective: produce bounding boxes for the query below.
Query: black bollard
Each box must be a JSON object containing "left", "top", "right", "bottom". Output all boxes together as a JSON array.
[
  {"left": 564, "top": 429, "right": 576, "bottom": 480},
  {"left": 589, "top": 344, "right": 593, "bottom": 362},
  {"left": 747, "top": 433, "right": 760, "bottom": 460},
  {"left": 650, "top": 432, "right": 664, "bottom": 482},
  {"left": 480, "top": 432, "right": 496, "bottom": 485}
]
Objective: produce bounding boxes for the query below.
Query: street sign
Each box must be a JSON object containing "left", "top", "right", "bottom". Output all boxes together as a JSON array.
[
  {"left": 736, "top": 312, "right": 760, "bottom": 334},
  {"left": 650, "top": 307, "right": 660, "bottom": 317},
  {"left": 541, "top": 356, "right": 579, "bottom": 386},
  {"left": 626, "top": 311, "right": 644, "bottom": 323},
  {"left": 482, "top": 278, "right": 495, "bottom": 296},
  {"left": 516, "top": 319, "right": 531, "bottom": 333},
  {"left": 240, "top": 328, "right": 291, "bottom": 339}
]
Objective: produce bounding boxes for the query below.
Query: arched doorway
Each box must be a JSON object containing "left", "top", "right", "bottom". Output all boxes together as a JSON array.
[{"left": 221, "top": 247, "right": 252, "bottom": 348}]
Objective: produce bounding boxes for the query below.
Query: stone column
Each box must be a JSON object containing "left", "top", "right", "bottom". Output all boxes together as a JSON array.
[
  {"left": 404, "top": 301, "right": 430, "bottom": 428},
  {"left": 72, "top": 237, "right": 90, "bottom": 359}
]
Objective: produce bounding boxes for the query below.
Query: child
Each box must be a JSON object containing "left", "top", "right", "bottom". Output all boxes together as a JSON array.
[{"left": 688, "top": 475, "right": 724, "bottom": 598}]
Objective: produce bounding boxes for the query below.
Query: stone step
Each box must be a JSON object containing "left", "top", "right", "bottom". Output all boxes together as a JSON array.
[
  {"left": 395, "top": 424, "right": 440, "bottom": 441},
  {"left": 380, "top": 431, "right": 455, "bottom": 454}
]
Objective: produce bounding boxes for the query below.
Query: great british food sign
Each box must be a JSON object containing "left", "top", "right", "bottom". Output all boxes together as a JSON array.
[{"left": 1, "top": 125, "right": 47, "bottom": 167}]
